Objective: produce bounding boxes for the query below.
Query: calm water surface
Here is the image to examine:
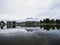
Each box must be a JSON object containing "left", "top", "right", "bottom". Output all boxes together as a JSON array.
[{"left": 0, "top": 27, "right": 60, "bottom": 45}]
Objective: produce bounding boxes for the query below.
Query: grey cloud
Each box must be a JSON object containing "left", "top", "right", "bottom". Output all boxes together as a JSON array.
[{"left": 37, "top": 0, "right": 60, "bottom": 19}]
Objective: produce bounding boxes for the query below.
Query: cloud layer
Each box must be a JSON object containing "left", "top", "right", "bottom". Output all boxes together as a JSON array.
[
  {"left": 37, "top": 0, "right": 60, "bottom": 19},
  {"left": 0, "top": 0, "right": 60, "bottom": 20}
]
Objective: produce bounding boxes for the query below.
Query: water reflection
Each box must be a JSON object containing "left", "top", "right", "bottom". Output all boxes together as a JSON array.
[
  {"left": 40, "top": 25, "right": 60, "bottom": 31},
  {"left": 0, "top": 26, "right": 60, "bottom": 45},
  {"left": 0, "top": 27, "right": 60, "bottom": 45},
  {"left": 25, "top": 29, "right": 33, "bottom": 32},
  {"left": 24, "top": 25, "right": 60, "bottom": 32}
]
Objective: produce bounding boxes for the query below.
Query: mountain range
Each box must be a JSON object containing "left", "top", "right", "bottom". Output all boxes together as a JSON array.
[{"left": 0, "top": 17, "right": 40, "bottom": 22}]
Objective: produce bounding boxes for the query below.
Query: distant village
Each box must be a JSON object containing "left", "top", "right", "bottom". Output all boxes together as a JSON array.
[{"left": 0, "top": 18, "right": 60, "bottom": 29}]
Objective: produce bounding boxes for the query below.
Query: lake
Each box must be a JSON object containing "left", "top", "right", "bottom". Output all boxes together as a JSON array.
[{"left": 0, "top": 27, "right": 60, "bottom": 45}]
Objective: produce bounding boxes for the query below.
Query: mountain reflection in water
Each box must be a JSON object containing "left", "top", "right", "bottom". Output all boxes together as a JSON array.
[{"left": 0, "top": 27, "right": 60, "bottom": 45}]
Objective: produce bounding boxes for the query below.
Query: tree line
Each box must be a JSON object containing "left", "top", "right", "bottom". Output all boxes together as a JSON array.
[
  {"left": 40, "top": 18, "right": 60, "bottom": 25},
  {"left": 20, "top": 18, "right": 60, "bottom": 27},
  {"left": 0, "top": 18, "right": 60, "bottom": 29}
]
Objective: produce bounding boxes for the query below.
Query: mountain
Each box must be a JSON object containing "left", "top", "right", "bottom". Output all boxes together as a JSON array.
[
  {"left": 0, "top": 17, "right": 40, "bottom": 22},
  {"left": 23, "top": 17, "right": 40, "bottom": 21}
]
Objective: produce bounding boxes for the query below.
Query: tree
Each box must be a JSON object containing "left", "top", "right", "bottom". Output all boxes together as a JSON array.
[
  {"left": 43, "top": 18, "right": 50, "bottom": 25},
  {"left": 45, "top": 18, "right": 50, "bottom": 23},
  {"left": 0, "top": 21, "right": 5, "bottom": 29},
  {"left": 55, "top": 19, "right": 60, "bottom": 24},
  {"left": 50, "top": 19, "right": 55, "bottom": 23},
  {"left": 40, "top": 20, "right": 43, "bottom": 23}
]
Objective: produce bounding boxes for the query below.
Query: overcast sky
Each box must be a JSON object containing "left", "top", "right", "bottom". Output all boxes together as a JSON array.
[{"left": 0, "top": 0, "right": 60, "bottom": 20}]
